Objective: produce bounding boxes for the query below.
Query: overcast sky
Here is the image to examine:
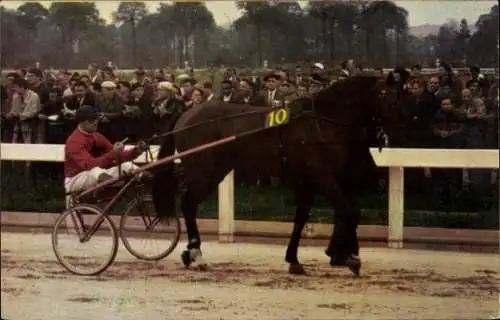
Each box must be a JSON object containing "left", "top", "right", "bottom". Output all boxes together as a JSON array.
[{"left": 2, "top": 1, "right": 496, "bottom": 27}]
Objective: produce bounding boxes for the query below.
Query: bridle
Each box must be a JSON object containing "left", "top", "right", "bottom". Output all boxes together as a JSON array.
[
  {"left": 297, "top": 84, "right": 391, "bottom": 152},
  {"left": 374, "top": 88, "right": 390, "bottom": 152}
]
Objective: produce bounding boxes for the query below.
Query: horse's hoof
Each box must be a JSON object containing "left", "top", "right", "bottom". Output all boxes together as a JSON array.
[
  {"left": 328, "top": 256, "right": 344, "bottom": 267},
  {"left": 328, "top": 255, "right": 361, "bottom": 276},
  {"left": 181, "top": 250, "right": 192, "bottom": 268},
  {"left": 195, "top": 263, "right": 208, "bottom": 272},
  {"left": 346, "top": 255, "right": 361, "bottom": 277},
  {"left": 288, "top": 263, "right": 307, "bottom": 275}
]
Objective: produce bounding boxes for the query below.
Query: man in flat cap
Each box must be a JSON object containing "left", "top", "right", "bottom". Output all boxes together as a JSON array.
[
  {"left": 64, "top": 105, "right": 148, "bottom": 194},
  {"left": 96, "top": 80, "right": 126, "bottom": 141}
]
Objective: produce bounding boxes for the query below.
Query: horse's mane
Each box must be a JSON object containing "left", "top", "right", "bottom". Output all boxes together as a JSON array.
[
  {"left": 314, "top": 75, "right": 380, "bottom": 103},
  {"left": 289, "top": 75, "right": 383, "bottom": 128}
]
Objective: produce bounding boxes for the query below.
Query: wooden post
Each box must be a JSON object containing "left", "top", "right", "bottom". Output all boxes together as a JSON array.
[
  {"left": 218, "top": 170, "right": 235, "bottom": 242},
  {"left": 388, "top": 167, "right": 404, "bottom": 248}
]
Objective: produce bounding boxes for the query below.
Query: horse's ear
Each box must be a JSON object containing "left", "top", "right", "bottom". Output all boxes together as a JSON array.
[{"left": 385, "top": 72, "right": 396, "bottom": 86}]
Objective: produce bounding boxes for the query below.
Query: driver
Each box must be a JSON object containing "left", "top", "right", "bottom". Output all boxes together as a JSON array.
[{"left": 64, "top": 105, "right": 147, "bottom": 193}]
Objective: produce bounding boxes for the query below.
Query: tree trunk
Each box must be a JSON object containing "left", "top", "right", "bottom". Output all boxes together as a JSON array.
[
  {"left": 164, "top": 38, "right": 171, "bottom": 66},
  {"left": 329, "top": 19, "right": 336, "bottom": 62},
  {"left": 177, "top": 34, "right": 183, "bottom": 68},
  {"left": 321, "top": 12, "right": 328, "bottom": 61},
  {"left": 381, "top": 30, "right": 389, "bottom": 66},
  {"left": 183, "top": 35, "right": 189, "bottom": 67},
  {"left": 192, "top": 34, "right": 197, "bottom": 69},
  {"left": 131, "top": 18, "right": 138, "bottom": 67},
  {"left": 256, "top": 22, "right": 263, "bottom": 68},
  {"left": 395, "top": 28, "right": 400, "bottom": 64},
  {"left": 364, "top": 28, "right": 370, "bottom": 65}
]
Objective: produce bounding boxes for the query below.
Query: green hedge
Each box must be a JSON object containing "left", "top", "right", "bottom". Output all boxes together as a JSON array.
[{"left": 1, "top": 165, "right": 498, "bottom": 229}]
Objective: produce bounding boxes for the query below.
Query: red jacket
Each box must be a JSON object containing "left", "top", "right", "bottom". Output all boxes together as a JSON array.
[{"left": 64, "top": 128, "right": 140, "bottom": 178}]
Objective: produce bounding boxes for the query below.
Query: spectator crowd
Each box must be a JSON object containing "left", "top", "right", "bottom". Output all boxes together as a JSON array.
[{"left": 1, "top": 60, "right": 498, "bottom": 208}]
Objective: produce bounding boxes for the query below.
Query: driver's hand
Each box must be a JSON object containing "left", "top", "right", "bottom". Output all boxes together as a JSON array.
[
  {"left": 113, "top": 141, "right": 125, "bottom": 153},
  {"left": 136, "top": 140, "right": 147, "bottom": 153}
]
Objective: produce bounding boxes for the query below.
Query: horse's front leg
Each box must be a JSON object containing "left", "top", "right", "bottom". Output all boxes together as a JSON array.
[
  {"left": 180, "top": 193, "right": 207, "bottom": 271},
  {"left": 285, "top": 185, "right": 315, "bottom": 275}
]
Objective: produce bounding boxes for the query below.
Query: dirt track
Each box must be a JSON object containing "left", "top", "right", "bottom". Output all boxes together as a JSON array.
[{"left": 1, "top": 232, "right": 499, "bottom": 320}]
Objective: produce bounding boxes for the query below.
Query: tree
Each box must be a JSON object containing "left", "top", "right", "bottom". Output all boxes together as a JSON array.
[
  {"left": 360, "top": 1, "right": 408, "bottom": 66},
  {"left": 155, "top": 2, "right": 215, "bottom": 68},
  {"left": 1, "top": 1, "right": 497, "bottom": 69},
  {"left": 48, "top": 2, "right": 101, "bottom": 67},
  {"left": 436, "top": 20, "right": 458, "bottom": 64},
  {"left": 307, "top": 2, "right": 329, "bottom": 61},
  {"left": 273, "top": 2, "right": 311, "bottom": 63},
  {"left": 454, "top": 19, "right": 471, "bottom": 66},
  {"left": 467, "top": 5, "right": 499, "bottom": 67},
  {"left": 16, "top": 2, "right": 49, "bottom": 61},
  {"left": 1, "top": 6, "right": 23, "bottom": 67},
  {"left": 16, "top": 2, "right": 49, "bottom": 36},
  {"left": 335, "top": 2, "right": 360, "bottom": 60},
  {"left": 235, "top": 1, "right": 274, "bottom": 67},
  {"left": 113, "top": 1, "right": 147, "bottom": 67}
]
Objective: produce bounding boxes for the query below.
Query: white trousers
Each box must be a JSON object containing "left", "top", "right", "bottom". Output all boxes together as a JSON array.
[{"left": 64, "top": 162, "right": 138, "bottom": 194}]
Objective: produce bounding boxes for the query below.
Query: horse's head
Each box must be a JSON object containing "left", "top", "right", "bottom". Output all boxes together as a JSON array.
[{"left": 372, "top": 76, "right": 401, "bottom": 150}]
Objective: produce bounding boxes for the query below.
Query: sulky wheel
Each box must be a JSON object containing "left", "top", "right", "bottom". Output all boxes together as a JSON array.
[
  {"left": 52, "top": 204, "right": 119, "bottom": 276},
  {"left": 120, "top": 195, "right": 181, "bottom": 261}
]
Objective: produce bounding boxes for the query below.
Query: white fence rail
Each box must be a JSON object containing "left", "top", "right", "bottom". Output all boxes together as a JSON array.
[{"left": 1, "top": 143, "right": 498, "bottom": 248}]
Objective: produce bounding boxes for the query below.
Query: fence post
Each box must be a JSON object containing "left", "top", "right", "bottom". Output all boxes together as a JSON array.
[
  {"left": 388, "top": 166, "right": 404, "bottom": 248},
  {"left": 218, "top": 170, "right": 235, "bottom": 243}
]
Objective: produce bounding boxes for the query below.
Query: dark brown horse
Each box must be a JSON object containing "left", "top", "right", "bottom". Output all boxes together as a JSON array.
[{"left": 151, "top": 75, "right": 398, "bottom": 276}]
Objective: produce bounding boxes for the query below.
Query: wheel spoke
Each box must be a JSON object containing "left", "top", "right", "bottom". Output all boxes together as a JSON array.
[
  {"left": 120, "top": 195, "right": 181, "bottom": 261},
  {"left": 52, "top": 204, "right": 119, "bottom": 276}
]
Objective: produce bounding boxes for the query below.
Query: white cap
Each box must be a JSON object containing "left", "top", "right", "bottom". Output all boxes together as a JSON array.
[
  {"left": 313, "top": 62, "right": 324, "bottom": 70},
  {"left": 101, "top": 81, "right": 116, "bottom": 89},
  {"left": 177, "top": 74, "right": 190, "bottom": 81},
  {"left": 158, "top": 81, "right": 175, "bottom": 91},
  {"left": 62, "top": 87, "right": 73, "bottom": 97}
]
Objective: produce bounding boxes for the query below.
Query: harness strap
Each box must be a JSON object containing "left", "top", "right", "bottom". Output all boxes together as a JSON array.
[
  {"left": 276, "top": 127, "right": 289, "bottom": 180},
  {"left": 310, "top": 96, "right": 325, "bottom": 142}
]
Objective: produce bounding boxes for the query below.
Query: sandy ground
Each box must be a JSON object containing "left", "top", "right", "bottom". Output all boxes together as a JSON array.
[{"left": 1, "top": 232, "right": 499, "bottom": 320}]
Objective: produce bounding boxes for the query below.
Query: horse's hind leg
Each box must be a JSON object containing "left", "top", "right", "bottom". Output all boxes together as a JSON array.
[
  {"left": 285, "top": 184, "right": 315, "bottom": 275},
  {"left": 325, "top": 186, "right": 362, "bottom": 276},
  {"left": 179, "top": 191, "right": 207, "bottom": 271}
]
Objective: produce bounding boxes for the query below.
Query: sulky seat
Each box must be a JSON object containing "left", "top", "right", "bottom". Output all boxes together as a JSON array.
[{"left": 66, "top": 181, "right": 127, "bottom": 205}]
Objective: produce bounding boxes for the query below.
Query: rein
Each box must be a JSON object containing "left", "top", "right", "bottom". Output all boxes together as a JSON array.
[
  {"left": 137, "top": 107, "right": 292, "bottom": 163},
  {"left": 135, "top": 86, "right": 391, "bottom": 162},
  {"left": 142, "top": 107, "right": 279, "bottom": 145}
]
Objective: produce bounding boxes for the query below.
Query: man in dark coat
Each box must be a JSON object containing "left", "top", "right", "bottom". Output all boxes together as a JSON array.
[
  {"left": 65, "top": 81, "right": 96, "bottom": 111},
  {"left": 261, "top": 73, "right": 286, "bottom": 107},
  {"left": 218, "top": 80, "right": 244, "bottom": 104},
  {"left": 124, "top": 82, "right": 154, "bottom": 140},
  {"left": 401, "top": 79, "right": 438, "bottom": 148},
  {"left": 238, "top": 78, "right": 265, "bottom": 106}
]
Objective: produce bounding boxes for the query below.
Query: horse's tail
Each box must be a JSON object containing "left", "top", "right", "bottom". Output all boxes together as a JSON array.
[{"left": 151, "top": 133, "right": 181, "bottom": 220}]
